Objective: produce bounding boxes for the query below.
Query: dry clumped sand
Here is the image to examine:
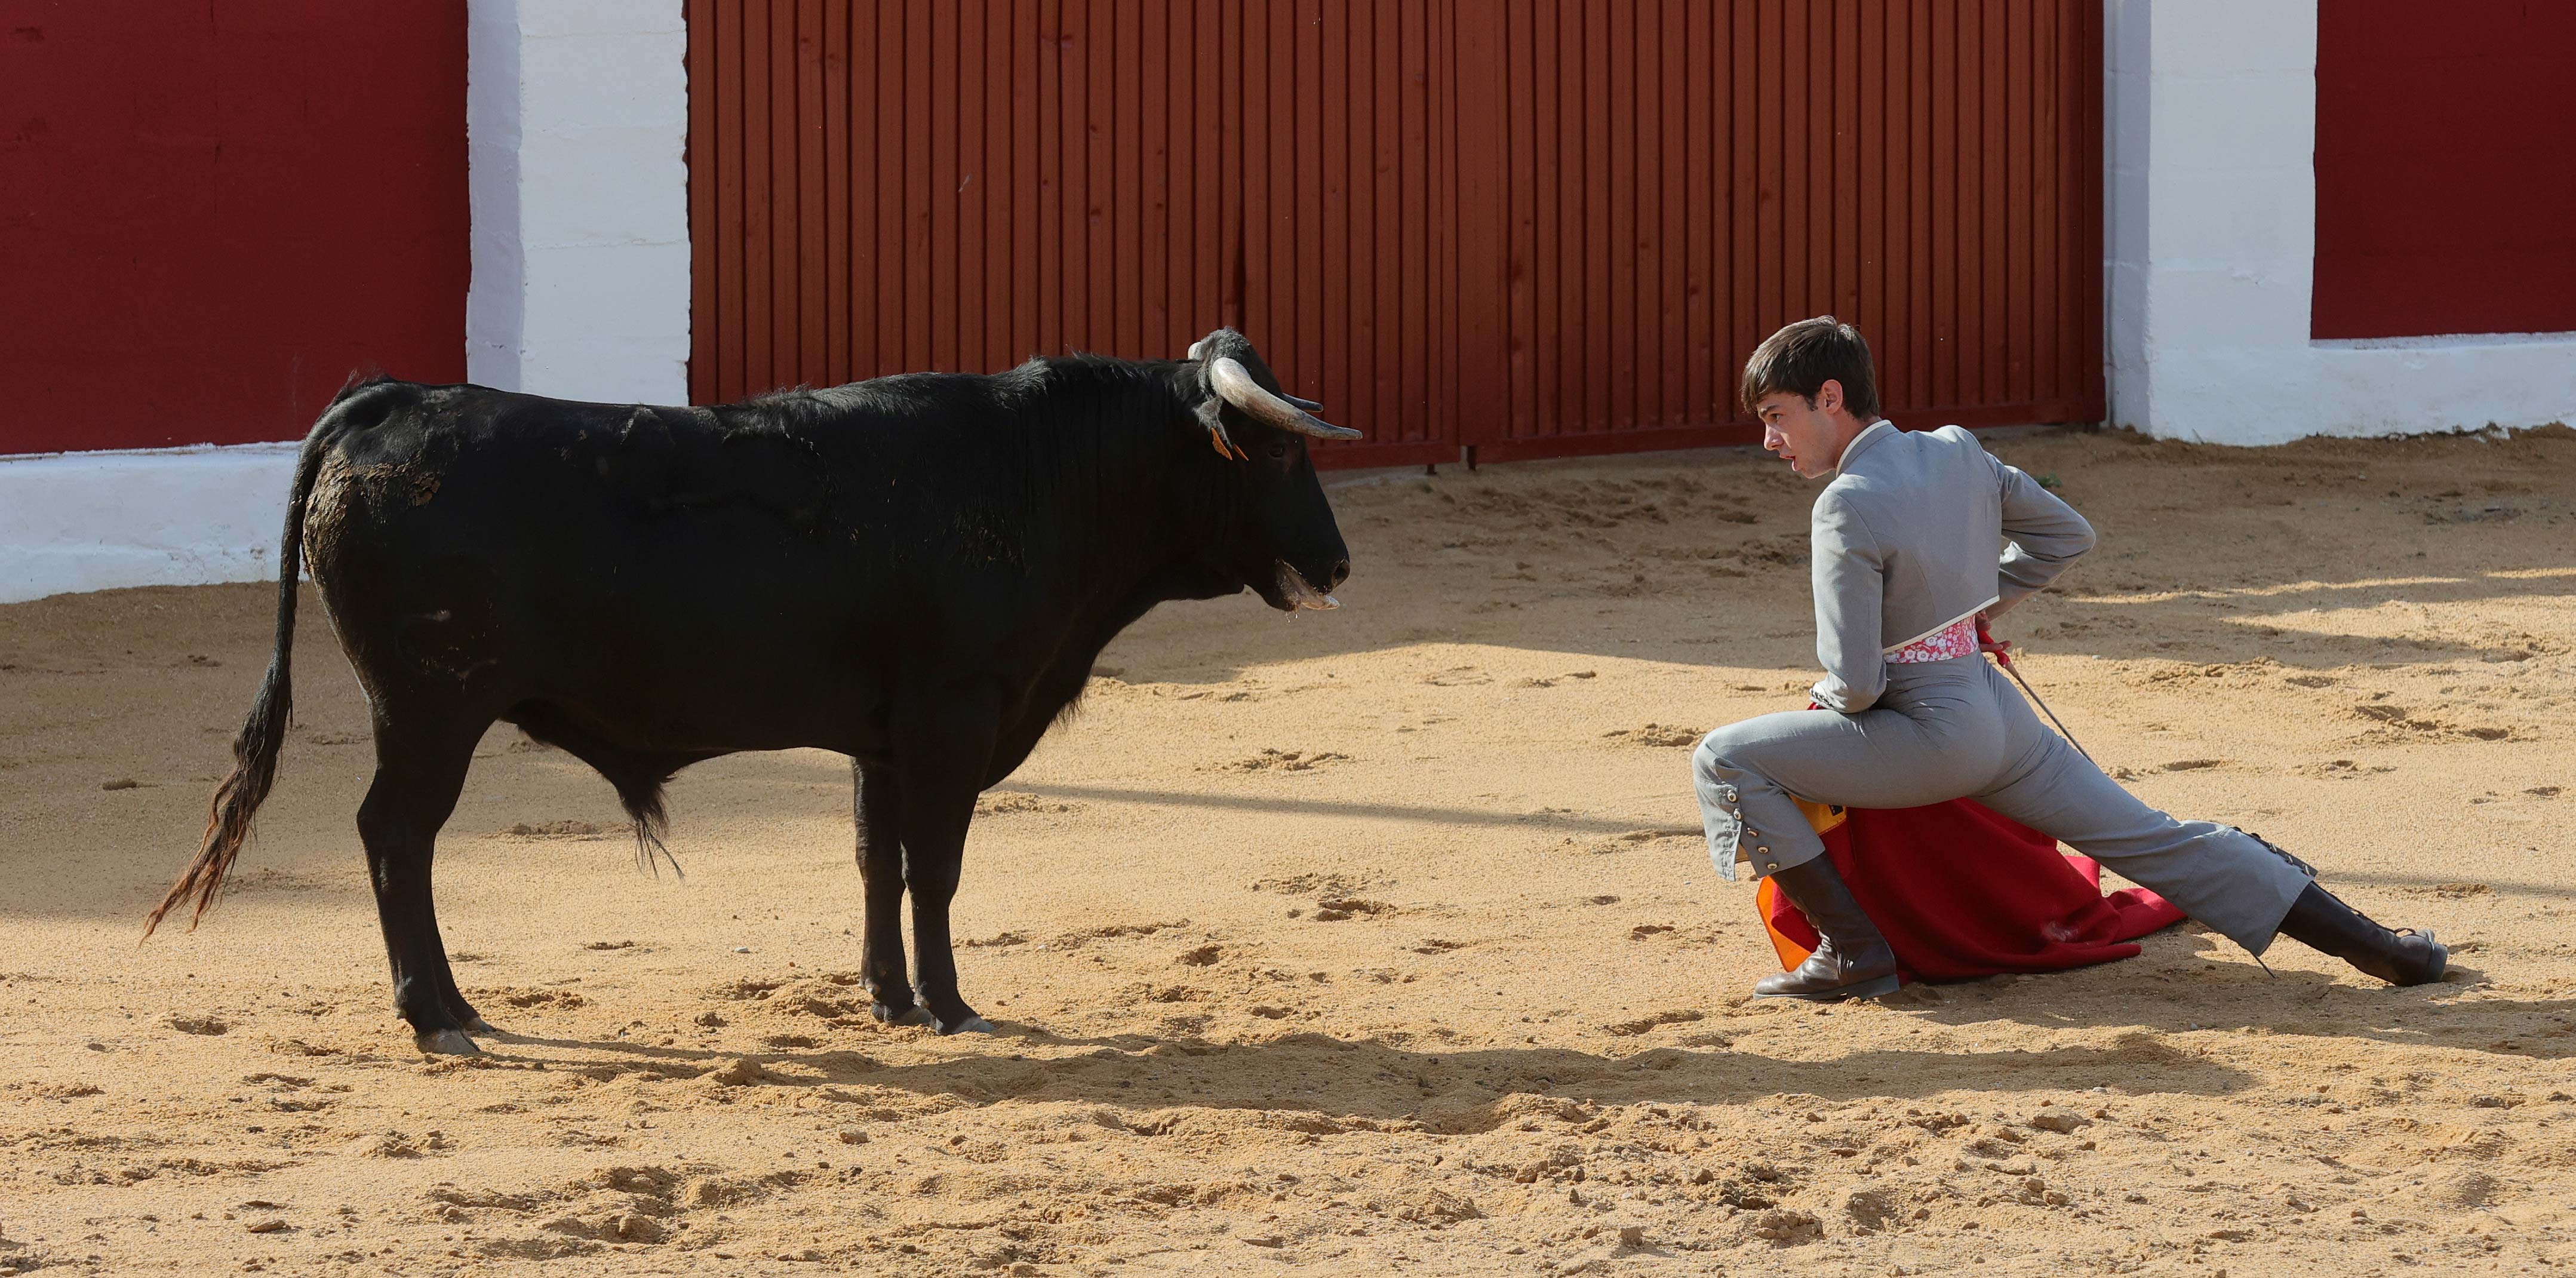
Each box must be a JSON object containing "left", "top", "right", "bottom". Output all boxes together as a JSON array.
[{"left": 3, "top": 425, "right": 2575, "bottom": 1276}]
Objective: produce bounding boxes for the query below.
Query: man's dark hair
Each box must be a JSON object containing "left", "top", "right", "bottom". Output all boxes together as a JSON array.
[{"left": 1740, "top": 315, "right": 1880, "bottom": 420}]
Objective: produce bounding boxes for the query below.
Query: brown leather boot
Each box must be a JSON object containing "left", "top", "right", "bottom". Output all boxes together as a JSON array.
[
  {"left": 1755, "top": 856, "right": 1901, "bottom": 1001},
  {"left": 2275, "top": 881, "right": 2448, "bottom": 986}
]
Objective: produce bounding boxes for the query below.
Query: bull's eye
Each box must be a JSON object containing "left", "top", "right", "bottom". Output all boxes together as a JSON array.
[{"left": 1267, "top": 442, "right": 1289, "bottom": 460}]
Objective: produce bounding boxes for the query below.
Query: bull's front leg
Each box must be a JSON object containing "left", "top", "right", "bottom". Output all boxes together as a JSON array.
[
  {"left": 892, "top": 688, "right": 1002, "bottom": 1035},
  {"left": 852, "top": 760, "right": 928, "bottom": 1026}
]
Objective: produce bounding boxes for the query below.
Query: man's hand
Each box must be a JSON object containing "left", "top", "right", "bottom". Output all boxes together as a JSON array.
[{"left": 1974, "top": 612, "right": 2014, "bottom": 665}]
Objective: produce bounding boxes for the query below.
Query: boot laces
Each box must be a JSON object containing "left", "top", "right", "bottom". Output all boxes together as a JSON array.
[{"left": 2239, "top": 828, "right": 2319, "bottom": 879}]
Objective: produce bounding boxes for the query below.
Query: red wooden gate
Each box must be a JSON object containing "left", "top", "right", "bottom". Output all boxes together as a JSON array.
[
  {"left": 0, "top": 2, "right": 468, "bottom": 454},
  {"left": 687, "top": 1, "right": 2101, "bottom": 469}
]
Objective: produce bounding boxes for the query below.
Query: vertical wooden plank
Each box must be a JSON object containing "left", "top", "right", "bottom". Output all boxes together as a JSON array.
[
  {"left": 1536, "top": 0, "right": 1564, "bottom": 438},
  {"left": 1072, "top": 0, "right": 1103, "bottom": 355},
  {"left": 1606, "top": 0, "right": 1636, "bottom": 433},
  {"left": 903, "top": 0, "right": 935, "bottom": 370},
  {"left": 1856, "top": 0, "right": 1882, "bottom": 378},
  {"left": 740, "top": 0, "right": 773, "bottom": 391},
  {"left": 1833, "top": 0, "right": 1858, "bottom": 323},
  {"left": 1658, "top": 0, "right": 1686, "bottom": 427},
  {"left": 1780, "top": 0, "right": 1807, "bottom": 331},
  {"left": 1883, "top": 0, "right": 1910, "bottom": 413},
  {"left": 1259, "top": 2, "right": 1287, "bottom": 360},
  {"left": 1679, "top": 0, "right": 1720, "bottom": 420},
  {"left": 1015, "top": 0, "right": 1042, "bottom": 362},
  {"left": 1397, "top": 0, "right": 1428, "bottom": 440},
  {"left": 1730, "top": 0, "right": 1757, "bottom": 406},
  {"left": 1191, "top": 0, "right": 1221, "bottom": 342},
  {"left": 1038, "top": 0, "right": 1068, "bottom": 356},
  {"left": 1140, "top": 0, "right": 1169, "bottom": 357},
  {"left": 1236, "top": 0, "right": 1261, "bottom": 346},
  {"left": 1503, "top": 0, "right": 1535, "bottom": 437},
  {"left": 2071, "top": 0, "right": 2104, "bottom": 422},
  {"left": 874, "top": 4, "right": 906, "bottom": 371},
  {"left": 1319, "top": 0, "right": 1348, "bottom": 409},
  {"left": 797, "top": 0, "right": 827, "bottom": 385},
  {"left": 1452, "top": 0, "right": 1511, "bottom": 448},
  {"left": 960, "top": 1, "right": 988, "bottom": 370},
  {"left": 1907, "top": 0, "right": 1932, "bottom": 414},
  {"left": 1813, "top": 0, "right": 1836, "bottom": 321},
  {"left": 769, "top": 0, "right": 800, "bottom": 388},
  {"left": 847, "top": 0, "right": 880, "bottom": 380},
  {"left": 1293, "top": 0, "right": 1324, "bottom": 394},
  {"left": 1107, "top": 0, "right": 1139, "bottom": 360},
  {"left": 2030, "top": 0, "right": 2058, "bottom": 408},
  {"left": 685, "top": 0, "right": 710, "bottom": 400},
  {"left": 1581, "top": 3, "right": 1610, "bottom": 435},
  {"left": 820, "top": 0, "right": 850, "bottom": 385},
  {"left": 2004, "top": 0, "right": 2030, "bottom": 406},
  {"left": 1219, "top": 0, "right": 1243, "bottom": 334},
  {"left": 1979, "top": 0, "right": 2007, "bottom": 410},
  {"left": 1436, "top": 0, "right": 1461, "bottom": 451},
  {"left": 1927, "top": 0, "right": 1953, "bottom": 411},
  {"left": 1756, "top": 0, "right": 1783, "bottom": 337},
  {"left": 1349, "top": 0, "right": 1382, "bottom": 439},
  {"left": 707, "top": 0, "right": 744, "bottom": 401},
  {"left": 1683, "top": 0, "right": 1712, "bottom": 425}
]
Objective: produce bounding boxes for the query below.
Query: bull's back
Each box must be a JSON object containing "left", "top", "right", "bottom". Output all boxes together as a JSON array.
[{"left": 305, "top": 383, "right": 897, "bottom": 748}]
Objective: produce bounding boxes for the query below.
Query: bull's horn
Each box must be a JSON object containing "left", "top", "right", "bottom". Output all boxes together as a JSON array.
[
  {"left": 1186, "top": 339, "right": 1206, "bottom": 360},
  {"left": 1209, "top": 357, "right": 1362, "bottom": 441},
  {"left": 1281, "top": 391, "right": 1324, "bottom": 411}
]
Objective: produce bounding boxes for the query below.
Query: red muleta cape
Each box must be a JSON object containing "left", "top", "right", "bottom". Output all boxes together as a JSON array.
[{"left": 1756, "top": 797, "right": 2186, "bottom": 984}]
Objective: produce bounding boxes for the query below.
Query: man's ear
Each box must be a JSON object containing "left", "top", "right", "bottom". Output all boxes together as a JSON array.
[{"left": 1816, "top": 378, "right": 1843, "bottom": 415}]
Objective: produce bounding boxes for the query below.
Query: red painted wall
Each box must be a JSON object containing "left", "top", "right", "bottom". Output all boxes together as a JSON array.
[
  {"left": 2314, "top": 1, "right": 2576, "bottom": 340},
  {"left": 0, "top": 2, "right": 466, "bottom": 454}
]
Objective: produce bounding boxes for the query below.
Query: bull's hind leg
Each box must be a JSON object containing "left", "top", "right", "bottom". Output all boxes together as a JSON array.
[
  {"left": 357, "top": 715, "right": 488, "bottom": 1055},
  {"left": 853, "top": 760, "right": 929, "bottom": 1027},
  {"left": 892, "top": 692, "right": 1002, "bottom": 1036}
]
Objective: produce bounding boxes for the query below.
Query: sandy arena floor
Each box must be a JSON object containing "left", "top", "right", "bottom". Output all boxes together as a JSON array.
[{"left": 4, "top": 426, "right": 2575, "bottom": 1276}]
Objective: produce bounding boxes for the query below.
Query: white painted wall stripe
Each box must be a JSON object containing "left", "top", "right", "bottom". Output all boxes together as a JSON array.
[{"left": 466, "top": 0, "right": 691, "bottom": 404}]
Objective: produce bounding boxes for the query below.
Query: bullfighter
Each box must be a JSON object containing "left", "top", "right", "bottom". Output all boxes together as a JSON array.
[{"left": 1693, "top": 317, "right": 2449, "bottom": 1000}]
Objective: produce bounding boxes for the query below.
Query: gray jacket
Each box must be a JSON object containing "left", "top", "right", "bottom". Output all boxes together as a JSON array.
[{"left": 1808, "top": 422, "right": 2094, "bottom": 714}]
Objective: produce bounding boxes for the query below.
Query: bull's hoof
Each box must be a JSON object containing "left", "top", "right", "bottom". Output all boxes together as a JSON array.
[
  {"left": 933, "top": 1013, "right": 997, "bottom": 1036},
  {"left": 415, "top": 1028, "right": 483, "bottom": 1056},
  {"left": 872, "top": 1002, "right": 933, "bottom": 1027},
  {"left": 462, "top": 1016, "right": 499, "bottom": 1034}
]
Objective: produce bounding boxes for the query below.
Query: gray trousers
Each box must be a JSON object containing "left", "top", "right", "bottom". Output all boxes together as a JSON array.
[{"left": 1692, "top": 655, "right": 2310, "bottom": 954}]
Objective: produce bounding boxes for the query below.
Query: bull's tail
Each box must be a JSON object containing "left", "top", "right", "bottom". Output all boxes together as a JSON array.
[{"left": 145, "top": 378, "right": 380, "bottom": 936}]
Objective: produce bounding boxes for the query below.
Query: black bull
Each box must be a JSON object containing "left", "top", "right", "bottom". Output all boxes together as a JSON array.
[{"left": 147, "top": 328, "right": 1354, "bottom": 1053}]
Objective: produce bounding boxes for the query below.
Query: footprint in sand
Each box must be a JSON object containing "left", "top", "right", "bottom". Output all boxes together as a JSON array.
[
  {"left": 498, "top": 820, "right": 608, "bottom": 840},
  {"left": 1309, "top": 898, "right": 1394, "bottom": 922},
  {"left": 974, "top": 792, "right": 1084, "bottom": 817},
  {"left": 1218, "top": 749, "right": 1349, "bottom": 773},
  {"left": 1604, "top": 1009, "right": 1705, "bottom": 1037},
  {"left": 1603, "top": 723, "right": 1702, "bottom": 748}
]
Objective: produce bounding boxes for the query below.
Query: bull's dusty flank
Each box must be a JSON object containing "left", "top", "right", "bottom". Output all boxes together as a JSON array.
[{"left": 4, "top": 426, "right": 2573, "bottom": 1275}]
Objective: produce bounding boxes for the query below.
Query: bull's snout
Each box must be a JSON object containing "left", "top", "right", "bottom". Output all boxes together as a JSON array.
[{"left": 1327, "top": 558, "right": 1350, "bottom": 590}]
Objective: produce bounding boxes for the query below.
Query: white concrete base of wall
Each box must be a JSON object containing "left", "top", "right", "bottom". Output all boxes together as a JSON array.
[{"left": 0, "top": 445, "right": 298, "bottom": 605}]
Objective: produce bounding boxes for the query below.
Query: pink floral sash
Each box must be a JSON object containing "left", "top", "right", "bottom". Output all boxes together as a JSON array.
[{"left": 1886, "top": 618, "right": 1978, "bottom": 664}]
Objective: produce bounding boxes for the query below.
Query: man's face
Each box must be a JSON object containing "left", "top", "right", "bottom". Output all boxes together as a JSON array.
[{"left": 1756, "top": 379, "right": 1854, "bottom": 480}]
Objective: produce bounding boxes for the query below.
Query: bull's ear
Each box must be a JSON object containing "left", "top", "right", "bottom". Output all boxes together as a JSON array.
[{"left": 1194, "top": 398, "right": 1248, "bottom": 460}]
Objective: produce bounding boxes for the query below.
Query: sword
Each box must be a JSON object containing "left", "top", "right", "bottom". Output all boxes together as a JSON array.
[{"left": 1975, "top": 615, "right": 2094, "bottom": 764}]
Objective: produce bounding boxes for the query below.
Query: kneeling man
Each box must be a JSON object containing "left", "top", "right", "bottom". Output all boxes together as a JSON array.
[{"left": 1695, "top": 317, "right": 2447, "bottom": 1000}]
